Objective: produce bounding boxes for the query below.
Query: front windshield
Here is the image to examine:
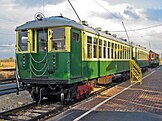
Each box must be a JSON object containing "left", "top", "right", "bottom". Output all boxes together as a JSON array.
[
  {"left": 18, "top": 30, "right": 28, "bottom": 51},
  {"left": 51, "top": 28, "right": 65, "bottom": 51}
]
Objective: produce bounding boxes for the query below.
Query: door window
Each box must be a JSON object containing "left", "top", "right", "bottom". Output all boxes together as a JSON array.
[
  {"left": 38, "top": 30, "right": 48, "bottom": 52},
  {"left": 72, "top": 32, "right": 79, "bottom": 41}
]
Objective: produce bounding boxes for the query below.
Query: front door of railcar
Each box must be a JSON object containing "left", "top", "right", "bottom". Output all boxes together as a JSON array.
[
  {"left": 70, "top": 29, "right": 82, "bottom": 79},
  {"left": 30, "top": 29, "right": 48, "bottom": 78}
]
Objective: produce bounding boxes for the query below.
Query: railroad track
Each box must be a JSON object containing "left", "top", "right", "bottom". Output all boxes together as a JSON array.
[
  {"left": 0, "top": 68, "right": 17, "bottom": 95},
  {"left": 0, "top": 81, "right": 121, "bottom": 121},
  {"left": 0, "top": 68, "right": 157, "bottom": 120},
  {"left": 0, "top": 77, "right": 16, "bottom": 95}
]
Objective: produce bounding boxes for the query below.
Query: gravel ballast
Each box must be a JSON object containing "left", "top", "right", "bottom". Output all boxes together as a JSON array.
[{"left": 0, "top": 91, "right": 33, "bottom": 112}]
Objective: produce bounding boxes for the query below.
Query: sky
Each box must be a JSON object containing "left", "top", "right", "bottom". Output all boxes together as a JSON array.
[{"left": 0, "top": 0, "right": 162, "bottom": 59}]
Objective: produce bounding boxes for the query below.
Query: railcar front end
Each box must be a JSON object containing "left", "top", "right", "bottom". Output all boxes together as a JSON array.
[{"left": 15, "top": 16, "right": 93, "bottom": 102}]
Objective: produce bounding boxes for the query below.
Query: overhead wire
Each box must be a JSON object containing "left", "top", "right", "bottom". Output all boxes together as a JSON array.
[
  {"left": 124, "top": 23, "right": 143, "bottom": 38},
  {"left": 92, "top": 0, "right": 155, "bottom": 50},
  {"left": 92, "top": 0, "right": 120, "bottom": 19},
  {"left": 92, "top": 0, "right": 162, "bottom": 33},
  {"left": 109, "top": 23, "right": 162, "bottom": 32}
]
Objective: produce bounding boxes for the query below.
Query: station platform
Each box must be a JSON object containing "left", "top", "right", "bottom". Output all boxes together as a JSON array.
[{"left": 49, "top": 66, "right": 162, "bottom": 121}]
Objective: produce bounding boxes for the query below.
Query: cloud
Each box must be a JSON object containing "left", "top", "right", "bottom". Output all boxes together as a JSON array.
[
  {"left": 89, "top": 2, "right": 143, "bottom": 21},
  {"left": 145, "top": 8, "right": 162, "bottom": 21},
  {"left": 0, "top": 0, "right": 162, "bottom": 59},
  {"left": 16, "top": 0, "right": 66, "bottom": 7},
  {"left": 124, "top": 6, "right": 140, "bottom": 20},
  {"left": 89, "top": 11, "right": 124, "bottom": 20}
]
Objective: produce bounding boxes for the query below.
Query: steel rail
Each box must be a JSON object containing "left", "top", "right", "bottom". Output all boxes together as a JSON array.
[
  {"left": 0, "top": 81, "right": 122, "bottom": 121},
  {"left": 0, "top": 102, "right": 37, "bottom": 120},
  {"left": 0, "top": 68, "right": 16, "bottom": 71},
  {"left": 0, "top": 78, "right": 16, "bottom": 83}
]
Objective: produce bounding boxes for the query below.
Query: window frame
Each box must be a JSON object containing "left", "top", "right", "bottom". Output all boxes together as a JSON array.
[
  {"left": 16, "top": 29, "right": 34, "bottom": 53},
  {"left": 48, "top": 27, "right": 70, "bottom": 52},
  {"left": 87, "top": 36, "right": 93, "bottom": 59}
]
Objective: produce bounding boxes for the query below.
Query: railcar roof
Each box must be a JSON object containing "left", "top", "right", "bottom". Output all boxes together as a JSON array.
[
  {"left": 15, "top": 16, "right": 135, "bottom": 46},
  {"left": 15, "top": 16, "right": 83, "bottom": 31}
]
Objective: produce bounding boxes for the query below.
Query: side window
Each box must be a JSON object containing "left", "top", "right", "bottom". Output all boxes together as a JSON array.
[
  {"left": 124, "top": 47, "right": 126, "bottom": 59},
  {"left": 99, "top": 39, "right": 102, "bottom": 58},
  {"left": 111, "top": 43, "right": 114, "bottom": 59},
  {"left": 51, "top": 28, "right": 65, "bottom": 51},
  {"left": 72, "top": 32, "right": 79, "bottom": 41},
  {"left": 118, "top": 45, "right": 120, "bottom": 59},
  {"left": 120, "top": 45, "right": 122, "bottom": 59},
  {"left": 107, "top": 42, "right": 110, "bottom": 59},
  {"left": 114, "top": 44, "right": 117, "bottom": 59},
  {"left": 18, "top": 30, "right": 28, "bottom": 51},
  {"left": 123, "top": 46, "right": 125, "bottom": 59},
  {"left": 128, "top": 48, "right": 130, "bottom": 59},
  {"left": 87, "top": 36, "right": 92, "bottom": 58},
  {"left": 93, "top": 38, "right": 98, "bottom": 58},
  {"left": 32, "top": 30, "right": 35, "bottom": 52},
  {"left": 103, "top": 41, "right": 106, "bottom": 58},
  {"left": 125, "top": 47, "right": 127, "bottom": 59}
]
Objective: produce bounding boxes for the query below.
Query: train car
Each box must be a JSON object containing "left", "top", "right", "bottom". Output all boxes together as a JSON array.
[
  {"left": 15, "top": 15, "right": 149, "bottom": 102},
  {"left": 132, "top": 44, "right": 149, "bottom": 71},
  {"left": 149, "top": 50, "right": 159, "bottom": 67}
]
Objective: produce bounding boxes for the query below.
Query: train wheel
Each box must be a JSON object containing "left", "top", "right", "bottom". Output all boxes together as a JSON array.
[
  {"left": 60, "top": 92, "right": 65, "bottom": 103},
  {"left": 31, "top": 88, "right": 43, "bottom": 103}
]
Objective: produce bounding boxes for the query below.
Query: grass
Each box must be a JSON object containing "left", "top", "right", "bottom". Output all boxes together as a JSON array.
[
  {"left": 0, "top": 58, "right": 15, "bottom": 80},
  {"left": 0, "top": 62, "right": 15, "bottom": 68},
  {"left": 0, "top": 71, "right": 15, "bottom": 80}
]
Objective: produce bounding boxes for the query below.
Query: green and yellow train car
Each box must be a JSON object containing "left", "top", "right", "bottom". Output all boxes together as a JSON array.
[{"left": 15, "top": 16, "right": 149, "bottom": 102}]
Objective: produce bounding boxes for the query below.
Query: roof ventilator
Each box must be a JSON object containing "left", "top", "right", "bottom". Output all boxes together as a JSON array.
[
  {"left": 95, "top": 27, "right": 102, "bottom": 31},
  {"left": 82, "top": 21, "right": 88, "bottom": 26},
  {"left": 112, "top": 34, "right": 117, "bottom": 38}
]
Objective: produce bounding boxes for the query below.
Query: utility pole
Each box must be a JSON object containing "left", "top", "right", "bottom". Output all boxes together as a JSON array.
[
  {"left": 68, "top": 0, "right": 81, "bottom": 22},
  {"left": 122, "top": 21, "right": 130, "bottom": 42}
]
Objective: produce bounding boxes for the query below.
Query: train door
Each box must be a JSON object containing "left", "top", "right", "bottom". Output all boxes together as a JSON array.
[
  {"left": 70, "top": 28, "right": 82, "bottom": 79},
  {"left": 30, "top": 29, "right": 48, "bottom": 78}
]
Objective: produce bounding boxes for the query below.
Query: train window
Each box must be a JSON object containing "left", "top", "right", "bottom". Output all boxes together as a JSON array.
[
  {"left": 32, "top": 30, "right": 35, "bottom": 52},
  {"left": 18, "top": 30, "right": 28, "bottom": 51},
  {"left": 93, "top": 38, "right": 98, "bottom": 58},
  {"left": 111, "top": 43, "right": 114, "bottom": 59},
  {"left": 99, "top": 39, "right": 102, "bottom": 58},
  {"left": 103, "top": 41, "right": 106, "bottom": 58},
  {"left": 125, "top": 47, "right": 127, "bottom": 59},
  {"left": 118, "top": 45, "right": 120, "bottom": 59},
  {"left": 87, "top": 36, "right": 92, "bottom": 58},
  {"left": 52, "top": 28, "right": 65, "bottom": 51},
  {"left": 122, "top": 46, "right": 125, "bottom": 59},
  {"left": 138, "top": 50, "right": 140, "bottom": 59},
  {"left": 127, "top": 47, "right": 129, "bottom": 59},
  {"left": 115, "top": 44, "right": 117, "bottom": 59},
  {"left": 72, "top": 32, "right": 79, "bottom": 41},
  {"left": 128, "top": 48, "right": 130, "bottom": 59},
  {"left": 38, "top": 29, "right": 48, "bottom": 52},
  {"left": 107, "top": 42, "right": 110, "bottom": 59},
  {"left": 120, "top": 45, "right": 123, "bottom": 59}
]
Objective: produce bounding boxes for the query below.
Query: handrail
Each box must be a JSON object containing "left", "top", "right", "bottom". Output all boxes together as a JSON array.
[{"left": 130, "top": 59, "right": 142, "bottom": 85}]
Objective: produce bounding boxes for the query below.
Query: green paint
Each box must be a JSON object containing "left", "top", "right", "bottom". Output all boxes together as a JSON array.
[{"left": 70, "top": 29, "right": 82, "bottom": 79}]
